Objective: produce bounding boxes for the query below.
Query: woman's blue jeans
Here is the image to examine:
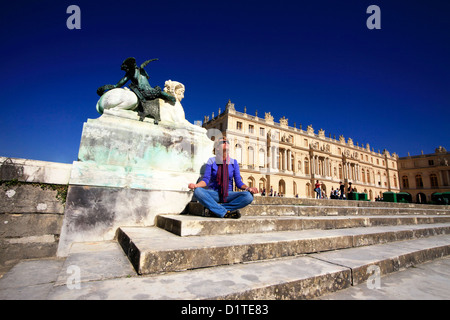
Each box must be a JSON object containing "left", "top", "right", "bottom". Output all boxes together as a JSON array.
[
  {"left": 316, "top": 188, "right": 321, "bottom": 199},
  {"left": 193, "top": 188, "right": 254, "bottom": 218}
]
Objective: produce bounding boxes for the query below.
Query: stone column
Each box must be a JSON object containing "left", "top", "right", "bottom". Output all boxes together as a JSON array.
[
  {"left": 315, "top": 156, "right": 319, "bottom": 175},
  {"left": 311, "top": 156, "right": 315, "bottom": 174},
  {"left": 287, "top": 149, "right": 291, "bottom": 171},
  {"left": 270, "top": 147, "right": 275, "bottom": 169}
]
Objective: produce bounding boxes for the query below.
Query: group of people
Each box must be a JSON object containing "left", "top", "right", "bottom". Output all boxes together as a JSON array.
[
  {"left": 315, "top": 180, "right": 355, "bottom": 200},
  {"left": 260, "top": 187, "right": 285, "bottom": 197}
]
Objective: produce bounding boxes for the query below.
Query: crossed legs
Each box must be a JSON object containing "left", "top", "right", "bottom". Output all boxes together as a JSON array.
[{"left": 193, "top": 188, "right": 254, "bottom": 218}]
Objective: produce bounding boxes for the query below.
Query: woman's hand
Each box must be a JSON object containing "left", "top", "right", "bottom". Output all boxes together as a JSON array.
[{"left": 188, "top": 183, "right": 197, "bottom": 190}]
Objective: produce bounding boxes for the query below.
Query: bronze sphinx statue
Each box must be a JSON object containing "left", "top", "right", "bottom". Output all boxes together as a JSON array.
[{"left": 97, "top": 57, "right": 176, "bottom": 123}]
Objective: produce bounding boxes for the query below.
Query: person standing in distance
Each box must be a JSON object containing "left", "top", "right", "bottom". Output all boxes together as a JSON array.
[{"left": 315, "top": 180, "right": 321, "bottom": 199}]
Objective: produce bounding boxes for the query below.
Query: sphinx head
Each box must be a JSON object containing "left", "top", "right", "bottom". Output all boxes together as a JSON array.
[{"left": 164, "top": 80, "right": 185, "bottom": 102}]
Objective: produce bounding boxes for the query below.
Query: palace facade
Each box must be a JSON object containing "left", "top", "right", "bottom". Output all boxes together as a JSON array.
[
  {"left": 398, "top": 147, "right": 450, "bottom": 203},
  {"left": 203, "top": 100, "right": 400, "bottom": 200}
]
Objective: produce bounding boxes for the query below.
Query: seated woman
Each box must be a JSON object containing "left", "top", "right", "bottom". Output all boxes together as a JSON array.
[{"left": 188, "top": 137, "right": 258, "bottom": 218}]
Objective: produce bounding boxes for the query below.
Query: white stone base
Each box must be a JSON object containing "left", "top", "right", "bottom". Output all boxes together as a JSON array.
[
  {"left": 56, "top": 186, "right": 194, "bottom": 257},
  {"left": 57, "top": 111, "right": 213, "bottom": 256}
]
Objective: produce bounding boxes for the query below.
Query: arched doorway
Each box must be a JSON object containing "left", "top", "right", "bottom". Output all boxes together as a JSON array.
[
  {"left": 278, "top": 179, "right": 286, "bottom": 196},
  {"left": 259, "top": 178, "right": 266, "bottom": 193},
  {"left": 247, "top": 176, "right": 255, "bottom": 188},
  {"left": 416, "top": 192, "right": 427, "bottom": 204}
]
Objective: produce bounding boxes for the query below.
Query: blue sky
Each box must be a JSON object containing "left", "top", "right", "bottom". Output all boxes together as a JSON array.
[{"left": 0, "top": 0, "right": 448, "bottom": 164}]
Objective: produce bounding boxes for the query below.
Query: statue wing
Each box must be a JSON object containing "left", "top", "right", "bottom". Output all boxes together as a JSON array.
[{"left": 140, "top": 58, "right": 159, "bottom": 69}]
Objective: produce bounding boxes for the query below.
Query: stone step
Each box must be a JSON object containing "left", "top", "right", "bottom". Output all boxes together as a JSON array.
[
  {"left": 251, "top": 196, "right": 450, "bottom": 210},
  {"left": 117, "top": 223, "right": 450, "bottom": 275},
  {"left": 243, "top": 204, "right": 450, "bottom": 217},
  {"left": 54, "top": 241, "right": 136, "bottom": 287},
  {"left": 310, "top": 234, "right": 450, "bottom": 286},
  {"left": 157, "top": 214, "right": 450, "bottom": 236},
  {"left": 319, "top": 256, "right": 450, "bottom": 300},
  {"left": 0, "top": 241, "right": 136, "bottom": 300},
  {"left": 186, "top": 202, "right": 450, "bottom": 217},
  {"left": 47, "top": 234, "right": 450, "bottom": 300}
]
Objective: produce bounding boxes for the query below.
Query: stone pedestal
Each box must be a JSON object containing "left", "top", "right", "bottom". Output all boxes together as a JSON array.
[{"left": 57, "top": 109, "right": 213, "bottom": 256}]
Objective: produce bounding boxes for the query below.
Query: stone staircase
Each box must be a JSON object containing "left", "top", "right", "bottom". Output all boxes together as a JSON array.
[
  {"left": 113, "top": 197, "right": 450, "bottom": 299},
  {"left": 3, "top": 197, "right": 450, "bottom": 300}
]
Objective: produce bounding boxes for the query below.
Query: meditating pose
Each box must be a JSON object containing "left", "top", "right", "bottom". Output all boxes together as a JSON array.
[{"left": 188, "top": 137, "right": 258, "bottom": 218}]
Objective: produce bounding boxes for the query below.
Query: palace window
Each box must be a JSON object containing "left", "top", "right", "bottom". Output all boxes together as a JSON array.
[
  {"left": 248, "top": 124, "right": 254, "bottom": 134},
  {"left": 236, "top": 121, "right": 242, "bottom": 131},
  {"left": 260, "top": 127, "right": 265, "bottom": 136},
  {"left": 415, "top": 175, "right": 423, "bottom": 188},
  {"left": 402, "top": 176, "right": 409, "bottom": 188},
  {"left": 259, "top": 148, "right": 265, "bottom": 168},
  {"left": 430, "top": 174, "right": 438, "bottom": 187},
  {"left": 248, "top": 146, "right": 254, "bottom": 168},
  {"left": 304, "top": 158, "right": 310, "bottom": 175},
  {"left": 235, "top": 144, "right": 242, "bottom": 163}
]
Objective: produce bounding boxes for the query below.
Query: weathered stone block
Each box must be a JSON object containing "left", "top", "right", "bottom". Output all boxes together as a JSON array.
[
  {"left": 57, "top": 186, "right": 195, "bottom": 256},
  {"left": 0, "top": 240, "right": 58, "bottom": 275},
  {"left": 0, "top": 184, "right": 65, "bottom": 214},
  {"left": 57, "top": 111, "right": 213, "bottom": 256},
  {"left": 0, "top": 183, "right": 65, "bottom": 275},
  {"left": 0, "top": 157, "right": 71, "bottom": 185},
  {"left": 0, "top": 213, "right": 62, "bottom": 238}
]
